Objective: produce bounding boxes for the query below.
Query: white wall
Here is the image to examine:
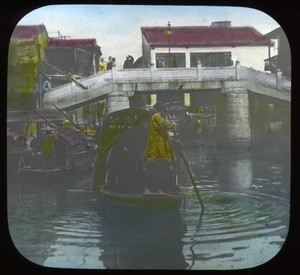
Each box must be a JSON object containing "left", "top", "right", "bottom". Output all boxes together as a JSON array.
[
  {"left": 150, "top": 45, "right": 271, "bottom": 71},
  {"left": 270, "top": 39, "right": 279, "bottom": 56},
  {"left": 231, "top": 46, "right": 270, "bottom": 71}
]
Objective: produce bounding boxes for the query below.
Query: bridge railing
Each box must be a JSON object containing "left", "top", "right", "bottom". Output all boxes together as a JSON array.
[
  {"left": 44, "top": 71, "right": 113, "bottom": 102},
  {"left": 113, "top": 67, "right": 236, "bottom": 82},
  {"left": 239, "top": 66, "right": 291, "bottom": 92},
  {"left": 43, "top": 65, "right": 291, "bottom": 104},
  {"left": 200, "top": 66, "right": 236, "bottom": 81},
  {"left": 112, "top": 67, "right": 199, "bottom": 81},
  {"left": 152, "top": 68, "right": 198, "bottom": 80}
]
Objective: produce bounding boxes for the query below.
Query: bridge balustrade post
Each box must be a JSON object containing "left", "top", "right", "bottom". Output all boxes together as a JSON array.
[
  {"left": 235, "top": 61, "right": 241, "bottom": 80},
  {"left": 276, "top": 70, "right": 282, "bottom": 90},
  {"left": 150, "top": 63, "right": 154, "bottom": 81},
  {"left": 111, "top": 66, "right": 116, "bottom": 80}
]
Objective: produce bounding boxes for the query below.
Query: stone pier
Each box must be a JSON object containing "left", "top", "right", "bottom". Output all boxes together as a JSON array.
[
  {"left": 216, "top": 87, "right": 252, "bottom": 148},
  {"left": 106, "top": 91, "right": 131, "bottom": 114}
]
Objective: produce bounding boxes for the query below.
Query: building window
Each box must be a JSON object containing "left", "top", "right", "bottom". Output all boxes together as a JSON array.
[
  {"left": 190, "top": 52, "right": 233, "bottom": 68},
  {"left": 184, "top": 93, "right": 190, "bottom": 106},
  {"left": 155, "top": 53, "right": 186, "bottom": 68},
  {"left": 150, "top": 94, "right": 157, "bottom": 105}
]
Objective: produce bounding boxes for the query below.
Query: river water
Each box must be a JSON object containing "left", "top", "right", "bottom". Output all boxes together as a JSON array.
[{"left": 7, "top": 138, "right": 290, "bottom": 270}]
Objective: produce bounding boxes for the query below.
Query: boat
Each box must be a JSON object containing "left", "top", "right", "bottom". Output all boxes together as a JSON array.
[
  {"left": 17, "top": 127, "right": 96, "bottom": 182},
  {"left": 7, "top": 129, "right": 35, "bottom": 179},
  {"left": 161, "top": 101, "right": 217, "bottom": 146},
  {"left": 93, "top": 107, "right": 185, "bottom": 212},
  {"left": 7, "top": 109, "right": 96, "bottom": 183}
]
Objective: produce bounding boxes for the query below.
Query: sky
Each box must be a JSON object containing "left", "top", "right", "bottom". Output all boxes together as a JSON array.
[{"left": 17, "top": 4, "right": 280, "bottom": 69}]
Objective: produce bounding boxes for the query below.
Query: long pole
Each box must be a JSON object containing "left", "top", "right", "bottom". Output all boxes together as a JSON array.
[
  {"left": 43, "top": 61, "right": 88, "bottom": 90},
  {"left": 165, "top": 84, "right": 204, "bottom": 208},
  {"left": 52, "top": 104, "right": 81, "bottom": 131},
  {"left": 52, "top": 104, "right": 96, "bottom": 167},
  {"left": 33, "top": 110, "right": 60, "bottom": 130},
  {"left": 168, "top": 36, "right": 171, "bottom": 68},
  {"left": 165, "top": 84, "right": 183, "bottom": 110},
  {"left": 172, "top": 131, "right": 205, "bottom": 209}
]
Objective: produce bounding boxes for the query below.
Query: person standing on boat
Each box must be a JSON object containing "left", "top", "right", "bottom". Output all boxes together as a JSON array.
[
  {"left": 41, "top": 127, "right": 57, "bottom": 169},
  {"left": 146, "top": 102, "right": 175, "bottom": 162},
  {"left": 145, "top": 102, "right": 178, "bottom": 193}
]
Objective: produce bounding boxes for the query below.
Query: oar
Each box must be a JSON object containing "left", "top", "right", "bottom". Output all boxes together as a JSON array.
[
  {"left": 165, "top": 84, "right": 184, "bottom": 110},
  {"left": 17, "top": 122, "right": 27, "bottom": 174},
  {"left": 33, "top": 110, "right": 60, "bottom": 130},
  {"left": 52, "top": 104, "right": 82, "bottom": 132},
  {"left": 43, "top": 61, "right": 88, "bottom": 90},
  {"left": 52, "top": 104, "right": 96, "bottom": 167},
  {"left": 164, "top": 84, "right": 205, "bottom": 208},
  {"left": 172, "top": 132, "right": 205, "bottom": 209}
]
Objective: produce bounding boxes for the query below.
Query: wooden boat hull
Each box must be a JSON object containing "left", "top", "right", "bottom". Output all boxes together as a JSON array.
[
  {"left": 18, "top": 167, "right": 70, "bottom": 183},
  {"left": 99, "top": 189, "right": 185, "bottom": 213},
  {"left": 94, "top": 108, "right": 184, "bottom": 212}
]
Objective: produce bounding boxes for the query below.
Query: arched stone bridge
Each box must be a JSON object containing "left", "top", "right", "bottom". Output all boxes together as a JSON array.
[{"left": 42, "top": 64, "right": 291, "bottom": 111}]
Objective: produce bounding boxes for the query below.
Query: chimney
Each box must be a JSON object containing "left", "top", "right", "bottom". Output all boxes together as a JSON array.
[{"left": 211, "top": 21, "right": 231, "bottom": 27}]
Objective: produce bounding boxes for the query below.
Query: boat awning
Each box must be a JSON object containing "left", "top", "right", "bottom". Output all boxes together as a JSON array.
[
  {"left": 7, "top": 109, "right": 66, "bottom": 123},
  {"left": 7, "top": 129, "right": 36, "bottom": 148},
  {"left": 57, "top": 129, "right": 84, "bottom": 146}
]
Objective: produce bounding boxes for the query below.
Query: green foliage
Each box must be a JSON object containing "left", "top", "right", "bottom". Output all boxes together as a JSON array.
[{"left": 7, "top": 32, "right": 48, "bottom": 109}]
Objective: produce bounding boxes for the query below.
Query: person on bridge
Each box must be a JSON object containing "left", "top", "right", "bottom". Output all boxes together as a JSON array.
[
  {"left": 42, "top": 77, "right": 52, "bottom": 100},
  {"left": 172, "top": 56, "right": 178, "bottom": 68},
  {"left": 99, "top": 57, "right": 107, "bottom": 74},
  {"left": 42, "top": 77, "right": 52, "bottom": 91},
  {"left": 123, "top": 55, "right": 134, "bottom": 69},
  {"left": 112, "top": 57, "right": 116, "bottom": 68},
  {"left": 106, "top": 56, "right": 113, "bottom": 71}
]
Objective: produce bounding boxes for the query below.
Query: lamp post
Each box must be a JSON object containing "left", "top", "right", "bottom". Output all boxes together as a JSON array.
[{"left": 165, "top": 21, "right": 172, "bottom": 68}]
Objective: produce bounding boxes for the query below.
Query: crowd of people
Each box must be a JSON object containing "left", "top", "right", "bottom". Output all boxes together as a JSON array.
[
  {"left": 98, "top": 54, "right": 136, "bottom": 73},
  {"left": 99, "top": 56, "right": 117, "bottom": 74},
  {"left": 123, "top": 55, "right": 134, "bottom": 69},
  {"left": 42, "top": 53, "right": 180, "bottom": 96}
]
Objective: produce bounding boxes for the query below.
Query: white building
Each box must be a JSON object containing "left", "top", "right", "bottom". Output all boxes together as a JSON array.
[{"left": 141, "top": 21, "right": 273, "bottom": 71}]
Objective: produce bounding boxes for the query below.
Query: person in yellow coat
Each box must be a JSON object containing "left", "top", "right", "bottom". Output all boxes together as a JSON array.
[
  {"left": 146, "top": 102, "right": 176, "bottom": 162},
  {"left": 41, "top": 127, "right": 57, "bottom": 169},
  {"left": 99, "top": 57, "right": 107, "bottom": 74},
  {"left": 144, "top": 102, "right": 178, "bottom": 193}
]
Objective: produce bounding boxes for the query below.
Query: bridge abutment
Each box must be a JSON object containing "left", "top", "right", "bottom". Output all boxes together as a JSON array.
[
  {"left": 106, "top": 91, "right": 131, "bottom": 114},
  {"left": 216, "top": 87, "right": 252, "bottom": 149}
]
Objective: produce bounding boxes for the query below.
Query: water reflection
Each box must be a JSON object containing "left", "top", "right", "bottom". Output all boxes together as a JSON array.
[
  {"left": 7, "top": 140, "right": 290, "bottom": 270},
  {"left": 217, "top": 149, "right": 253, "bottom": 192},
  {"left": 99, "top": 208, "right": 188, "bottom": 269},
  {"left": 182, "top": 191, "right": 288, "bottom": 269}
]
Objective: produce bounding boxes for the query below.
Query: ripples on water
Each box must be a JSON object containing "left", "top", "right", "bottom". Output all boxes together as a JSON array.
[
  {"left": 7, "top": 146, "right": 290, "bottom": 270},
  {"left": 182, "top": 187, "right": 288, "bottom": 269}
]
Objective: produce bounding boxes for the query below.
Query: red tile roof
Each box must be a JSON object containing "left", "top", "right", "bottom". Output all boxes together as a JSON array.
[
  {"left": 141, "top": 26, "right": 271, "bottom": 47},
  {"left": 47, "top": 38, "right": 97, "bottom": 49},
  {"left": 10, "top": 24, "right": 48, "bottom": 42}
]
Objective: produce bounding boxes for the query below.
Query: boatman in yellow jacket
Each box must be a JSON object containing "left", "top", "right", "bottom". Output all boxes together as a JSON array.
[
  {"left": 146, "top": 102, "right": 176, "bottom": 162},
  {"left": 144, "top": 102, "right": 178, "bottom": 193},
  {"left": 41, "top": 127, "right": 57, "bottom": 169}
]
